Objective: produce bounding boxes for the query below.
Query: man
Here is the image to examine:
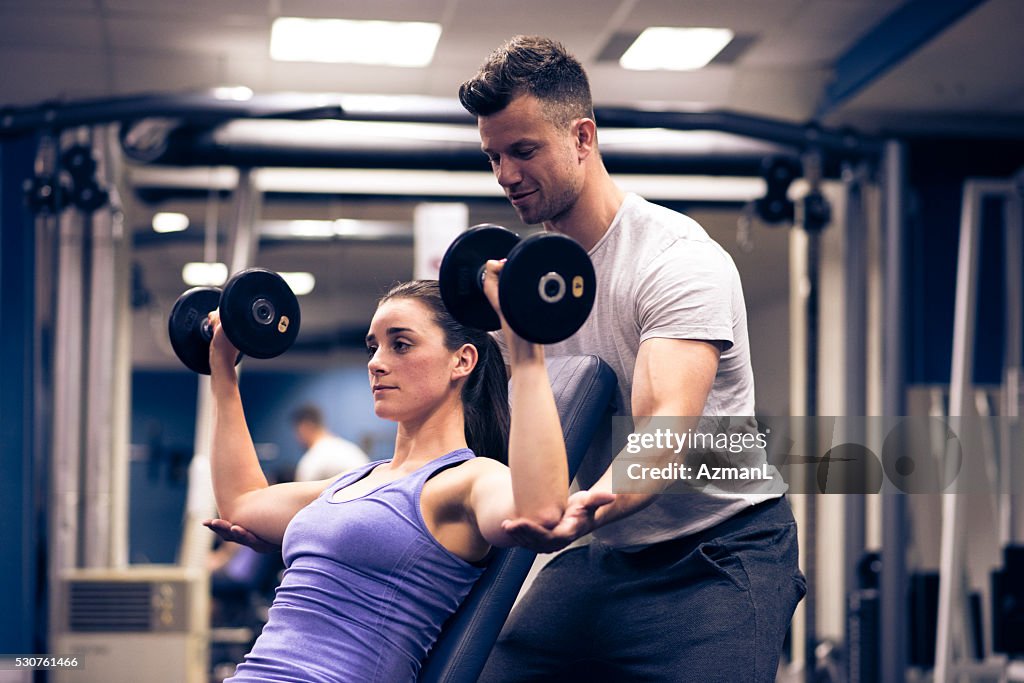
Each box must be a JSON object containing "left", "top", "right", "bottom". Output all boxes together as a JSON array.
[
  {"left": 290, "top": 404, "right": 369, "bottom": 482},
  {"left": 461, "top": 36, "right": 804, "bottom": 682}
]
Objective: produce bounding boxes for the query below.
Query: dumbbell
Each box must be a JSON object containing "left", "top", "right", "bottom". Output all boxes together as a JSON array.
[
  {"left": 438, "top": 224, "right": 596, "bottom": 344},
  {"left": 168, "top": 268, "right": 301, "bottom": 374}
]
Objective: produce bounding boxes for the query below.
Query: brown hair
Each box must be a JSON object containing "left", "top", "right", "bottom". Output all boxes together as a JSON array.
[
  {"left": 459, "top": 35, "right": 593, "bottom": 127},
  {"left": 290, "top": 404, "right": 324, "bottom": 428}
]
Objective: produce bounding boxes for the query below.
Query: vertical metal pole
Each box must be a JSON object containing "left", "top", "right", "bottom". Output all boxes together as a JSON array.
[
  {"left": 799, "top": 149, "right": 826, "bottom": 683},
  {"left": 803, "top": 227, "right": 820, "bottom": 683},
  {"left": 49, "top": 132, "right": 87, "bottom": 646},
  {"left": 80, "top": 124, "right": 131, "bottom": 569},
  {"left": 935, "top": 179, "right": 984, "bottom": 683},
  {"left": 788, "top": 227, "right": 808, "bottom": 675},
  {"left": 843, "top": 165, "right": 869, "bottom": 610},
  {"left": 178, "top": 167, "right": 260, "bottom": 570},
  {"left": 881, "top": 140, "right": 908, "bottom": 683},
  {"left": 1002, "top": 181, "right": 1022, "bottom": 545},
  {"left": 82, "top": 129, "right": 116, "bottom": 569},
  {"left": 32, "top": 140, "right": 59, "bottom": 658},
  {"left": 106, "top": 123, "right": 133, "bottom": 569},
  {"left": 228, "top": 167, "right": 260, "bottom": 273}
]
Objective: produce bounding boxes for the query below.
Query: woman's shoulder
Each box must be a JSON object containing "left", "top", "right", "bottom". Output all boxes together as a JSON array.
[
  {"left": 434, "top": 455, "right": 506, "bottom": 485},
  {"left": 424, "top": 456, "right": 506, "bottom": 503}
]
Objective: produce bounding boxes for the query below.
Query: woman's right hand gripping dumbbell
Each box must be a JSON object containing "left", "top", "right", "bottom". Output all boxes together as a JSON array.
[{"left": 207, "top": 310, "right": 241, "bottom": 384}]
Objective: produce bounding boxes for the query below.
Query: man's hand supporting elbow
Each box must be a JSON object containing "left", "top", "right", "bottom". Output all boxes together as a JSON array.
[{"left": 501, "top": 336, "right": 720, "bottom": 552}]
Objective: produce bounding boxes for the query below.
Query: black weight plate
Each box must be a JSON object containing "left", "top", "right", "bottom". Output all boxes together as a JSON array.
[
  {"left": 168, "top": 287, "right": 221, "bottom": 374},
  {"left": 499, "top": 233, "right": 595, "bottom": 344},
  {"left": 439, "top": 225, "right": 520, "bottom": 331},
  {"left": 219, "top": 268, "right": 301, "bottom": 359}
]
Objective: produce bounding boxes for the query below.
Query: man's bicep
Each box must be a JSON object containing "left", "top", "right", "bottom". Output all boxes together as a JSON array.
[{"left": 631, "top": 337, "right": 721, "bottom": 417}]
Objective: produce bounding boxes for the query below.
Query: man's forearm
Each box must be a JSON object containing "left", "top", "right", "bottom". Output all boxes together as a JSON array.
[
  {"left": 592, "top": 491, "right": 656, "bottom": 527},
  {"left": 585, "top": 415, "right": 703, "bottom": 529}
]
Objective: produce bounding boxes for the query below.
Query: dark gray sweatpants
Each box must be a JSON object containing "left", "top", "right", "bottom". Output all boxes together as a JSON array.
[{"left": 478, "top": 496, "right": 805, "bottom": 683}]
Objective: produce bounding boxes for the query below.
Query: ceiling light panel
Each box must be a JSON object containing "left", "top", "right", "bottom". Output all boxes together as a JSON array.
[
  {"left": 621, "top": 27, "right": 735, "bottom": 71},
  {"left": 270, "top": 17, "right": 442, "bottom": 67}
]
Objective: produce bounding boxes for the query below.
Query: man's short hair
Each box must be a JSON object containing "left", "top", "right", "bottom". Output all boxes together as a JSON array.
[
  {"left": 291, "top": 404, "right": 324, "bottom": 427},
  {"left": 459, "top": 35, "right": 593, "bottom": 127}
]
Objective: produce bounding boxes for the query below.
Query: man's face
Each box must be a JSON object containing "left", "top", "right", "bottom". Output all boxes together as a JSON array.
[{"left": 477, "top": 94, "right": 583, "bottom": 225}]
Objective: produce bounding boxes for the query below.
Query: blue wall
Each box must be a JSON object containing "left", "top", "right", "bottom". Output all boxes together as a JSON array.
[{"left": 129, "top": 365, "right": 393, "bottom": 563}]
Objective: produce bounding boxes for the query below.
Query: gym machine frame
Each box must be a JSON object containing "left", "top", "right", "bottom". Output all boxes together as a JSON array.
[{"left": 934, "top": 172, "right": 1024, "bottom": 683}]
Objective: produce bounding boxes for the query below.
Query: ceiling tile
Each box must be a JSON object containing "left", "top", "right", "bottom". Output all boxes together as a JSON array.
[
  {"left": 728, "top": 67, "right": 831, "bottom": 121},
  {"left": 624, "top": 0, "right": 806, "bottom": 33},
  {"left": 110, "top": 53, "right": 223, "bottom": 93},
  {"left": 263, "top": 61, "right": 437, "bottom": 95},
  {"left": 0, "top": 47, "right": 108, "bottom": 105},
  {"left": 0, "top": 0, "right": 97, "bottom": 9},
  {"left": 588, "top": 63, "right": 736, "bottom": 108},
  {"left": 279, "top": 0, "right": 450, "bottom": 22},
  {"left": 0, "top": 10, "right": 103, "bottom": 49},
  {"left": 106, "top": 15, "right": 269, "bottom": 53},
  {"left": 743, "top": 0, "right": 897, "bottom": 66},
  {"left": 838, "top": 0, "right": 1024, "bottom": 114},
  {"left": 102, "top": 0, "right": 269, "bottom": 18}
]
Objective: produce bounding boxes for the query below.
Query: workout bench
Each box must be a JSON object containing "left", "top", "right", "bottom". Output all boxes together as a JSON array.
[{"left": 419, "top": 354, "right": 617, "bottom": 683}]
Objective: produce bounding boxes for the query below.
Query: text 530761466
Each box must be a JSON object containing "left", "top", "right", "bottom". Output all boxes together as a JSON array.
[{"left": 5, "top": 656, "right": 82, "bottom": 670}]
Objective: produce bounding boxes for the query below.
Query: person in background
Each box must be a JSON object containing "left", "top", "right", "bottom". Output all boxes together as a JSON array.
[{"left": 290, "top": 404, "right": 370, "bottom": 482}]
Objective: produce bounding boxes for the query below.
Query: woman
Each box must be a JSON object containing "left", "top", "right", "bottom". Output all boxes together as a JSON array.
[{"left": 205, "top": 268, "right": 608, "bottom": 682}]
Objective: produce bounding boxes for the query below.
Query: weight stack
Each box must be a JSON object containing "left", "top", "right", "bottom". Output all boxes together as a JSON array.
[
  {"left": 908, "top": 572, "right": 938, "bottom": 668},
  {"left": 847, "top": 588, "right": 880, "bottom": 683},
  {"left": 993, "top": 546, "right": 1024, "bottom": 655}
]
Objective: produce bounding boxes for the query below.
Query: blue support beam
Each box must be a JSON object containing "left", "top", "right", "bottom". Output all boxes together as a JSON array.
[
  {"left": 0, "top": 134, "right": 41, "bottom": 655},
  {"left": 817, "top": 0, "right": 990, "bottom": 118}
]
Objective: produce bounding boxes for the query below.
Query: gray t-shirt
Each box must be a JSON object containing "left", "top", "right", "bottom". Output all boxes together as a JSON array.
[{"left": 500, "top": 193, "right": 784, "bottom": 548}]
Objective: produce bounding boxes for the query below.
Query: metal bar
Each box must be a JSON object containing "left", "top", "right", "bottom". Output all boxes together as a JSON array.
[
  {"left": 935, "top": 179, "right": 989, "bottom": 682},
  {"left": 80, "top": 125, "right": 132, "bottom": 569},
  {"left": 52, "top": 209, "right": 86, "bottom": 569},
  {"left": 1, "top": 91, "right": 882, "bottom": 158},
  {"left": 1002, "top": 180, "right": 1022, "bottom": 544},
  {"left": 843, "top": 166, "right": 869, "bottom": 615},
  {"left": 105, "top": 123, "right": 133, "bottom": 569},
  {"left": 49, "top": 165, "right": 87, "bottom": 655},
  {"left": 82, "top": 201, "right": 116, "bottom": 568},
  {"left": 880, "top": 140, "right": 907, "bottom": 683},
  {"left": 596, "top": 107, "right": 882, "bottom": 157},
  {"left": 818, "top": 0, "right": 988, "bottom": 118},
  {"left": 79, "top": 128, "right": 114, "bottom": 569},
  {"left": 803, "top": 228, "right": 821, "bottom": 683},
  {"left": 0, "top": 91, "right": 345, "bottom": 138},
  {"left": 136, "top": 119, "right": 800, "bottom": 176},
  {"left": 227, "top": 168, "right": 261, "bottom": 274}
]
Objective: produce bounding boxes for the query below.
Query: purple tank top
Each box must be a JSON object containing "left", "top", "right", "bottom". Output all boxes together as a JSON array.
[{"left": 228, "top": 448, "right": 484, "bottom": 682}]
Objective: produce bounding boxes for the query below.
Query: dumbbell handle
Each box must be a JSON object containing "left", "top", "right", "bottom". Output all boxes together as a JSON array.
[
  {"left": 479, "top": 263, "right": 568, "bottom": 306},
  {"left": 198, "top": 315, "right": 244, "bottom": 366},
  {"left": 201, "top": 295, "right": 277, "bottom": 341}
]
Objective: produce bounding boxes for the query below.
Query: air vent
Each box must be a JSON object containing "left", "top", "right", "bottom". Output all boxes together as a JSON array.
[
  {"left": 68, "top": 581, "right": 152, "bottom": 632},
  {"left": 66, "top": 579, "right": 188, "bottom": 633}
]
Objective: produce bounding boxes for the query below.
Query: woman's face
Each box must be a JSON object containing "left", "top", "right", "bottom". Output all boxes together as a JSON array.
[{"left": 365, "top": 298, "right": 475, "bottom": 422}]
